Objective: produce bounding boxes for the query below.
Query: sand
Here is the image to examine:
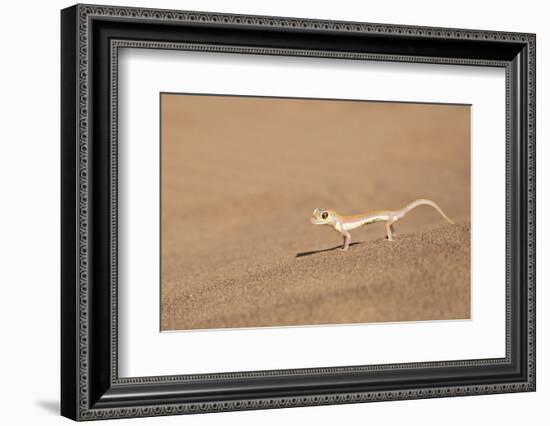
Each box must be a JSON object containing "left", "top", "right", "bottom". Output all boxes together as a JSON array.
[{"left": 160, "top": 94, "right": 471, "bottom": 331}]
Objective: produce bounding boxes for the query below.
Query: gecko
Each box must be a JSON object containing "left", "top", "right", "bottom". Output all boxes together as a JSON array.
[{"left": 310, "top": 199, "right": 455, "bottom": 251}]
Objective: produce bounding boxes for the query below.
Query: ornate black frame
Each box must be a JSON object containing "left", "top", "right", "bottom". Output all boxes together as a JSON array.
[{"left": 61, "top": 3, "right": 536, "bottom": 421}]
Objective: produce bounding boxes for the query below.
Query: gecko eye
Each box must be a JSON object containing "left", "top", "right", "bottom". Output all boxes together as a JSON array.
[{"left": 321, "top": 212, "right": 329, "bottom": 220}]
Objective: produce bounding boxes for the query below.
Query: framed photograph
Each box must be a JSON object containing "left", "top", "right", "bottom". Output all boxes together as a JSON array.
[{"left": 61, "top": 4, "right": 536, "bottom": 421}]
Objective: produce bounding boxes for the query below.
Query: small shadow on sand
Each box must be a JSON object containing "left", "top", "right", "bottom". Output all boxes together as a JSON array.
[
  {"left": 296, "top": 242, "right": 363, "bottom": 258},
  {"left": 36, "top": 400, "right": 59, "bottom": 415}
]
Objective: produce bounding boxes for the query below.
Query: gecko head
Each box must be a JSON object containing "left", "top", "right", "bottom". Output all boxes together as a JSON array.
[{"left": 311, "top": 208, "right": 336, "bottom": 225}]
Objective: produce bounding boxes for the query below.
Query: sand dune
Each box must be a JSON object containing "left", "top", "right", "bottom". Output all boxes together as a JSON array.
[{"left": 162, "top": 223, "right": 470, "bottom": 330}]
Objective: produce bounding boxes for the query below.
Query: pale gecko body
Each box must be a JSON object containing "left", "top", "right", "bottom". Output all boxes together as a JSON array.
[{"left": 310, "top": 199, "right": 455, "bottom": 251}]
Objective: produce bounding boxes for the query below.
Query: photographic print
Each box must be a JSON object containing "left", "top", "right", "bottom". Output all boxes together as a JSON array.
[{"left": 160, "top": 93, "right": 471, "bottom": 331}]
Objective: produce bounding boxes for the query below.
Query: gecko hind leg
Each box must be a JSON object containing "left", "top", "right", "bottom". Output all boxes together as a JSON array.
[{"left": 385, "top": 222, "right": 396, "bottom": 241}]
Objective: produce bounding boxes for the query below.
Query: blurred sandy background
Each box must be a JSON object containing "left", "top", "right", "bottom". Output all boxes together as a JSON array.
[{"left": 161, "top": 94, "right": 470, "bottom": 331}]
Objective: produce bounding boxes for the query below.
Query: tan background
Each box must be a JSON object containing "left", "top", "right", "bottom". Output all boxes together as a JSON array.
[{"left": 161, "top": 94, "right": 471, "bottom": 331}]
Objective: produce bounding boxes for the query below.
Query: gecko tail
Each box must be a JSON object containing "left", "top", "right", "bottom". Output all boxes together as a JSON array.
[{"left": 402, "top": 199, "right": 455, "bottom": 225}]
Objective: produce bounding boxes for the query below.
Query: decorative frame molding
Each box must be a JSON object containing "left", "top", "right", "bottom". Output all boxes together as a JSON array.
[{"left": 61, "top": 3, "right": 535, "bottom": 421}]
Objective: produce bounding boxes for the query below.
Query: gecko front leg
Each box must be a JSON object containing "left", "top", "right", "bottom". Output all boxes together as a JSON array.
[{"left": 342, "top": 230, "right": 351, "bottom": 251}]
